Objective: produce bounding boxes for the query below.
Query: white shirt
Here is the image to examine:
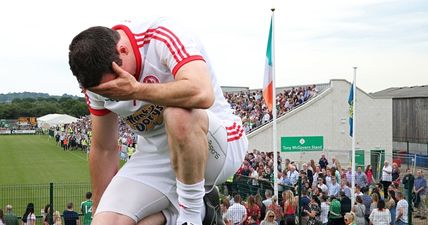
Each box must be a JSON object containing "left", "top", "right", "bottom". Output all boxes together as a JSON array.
[
  {"left": 227, "top": 203, "right": 247, "bottom": 224},
  {"left": 250, "top": 170, "right": 259, "bottom": 186},
  {"left": 396, "top": 199, "right": 408, "bottom": 223},
  {"left": 320, "top": 202, "right": 329, "bottom": 223},
  {"left": 382, "top": 165, "right": 392, "bottom": 182},
  {"left": 369, "top": 208, "right": 391, "bottom": 225}
]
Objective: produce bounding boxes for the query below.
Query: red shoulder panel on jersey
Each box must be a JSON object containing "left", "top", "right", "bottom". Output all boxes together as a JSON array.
[{"left": 172, "top": 55, "right": 205, "bottom": 77}]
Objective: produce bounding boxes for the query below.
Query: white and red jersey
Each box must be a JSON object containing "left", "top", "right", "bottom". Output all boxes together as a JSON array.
[{"left": 85, "top": 17, "right": 243, "bottom": 139}]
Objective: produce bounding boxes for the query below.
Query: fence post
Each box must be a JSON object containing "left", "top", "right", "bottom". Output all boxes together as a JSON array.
[
  {"left": 297, "top": 176, "right": 302, "bottom": 225},
  {"left": 49, "top": 182, "right": 54, "bottom": 225},
  {"left": 407, "top": 175, "right": 414, "bottom": 225}
]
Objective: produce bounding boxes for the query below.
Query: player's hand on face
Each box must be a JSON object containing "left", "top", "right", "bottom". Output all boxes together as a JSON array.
[{"left": 89, "top": 62, "right": 140, "bottom": 100}]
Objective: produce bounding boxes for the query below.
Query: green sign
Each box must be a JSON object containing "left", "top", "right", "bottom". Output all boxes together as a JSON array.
[
  {"left": 281, "top": 136, "right": 324, "bottom": 152},
  {"left": 355, "top": 150, "right": 365, "bottom": 168}
]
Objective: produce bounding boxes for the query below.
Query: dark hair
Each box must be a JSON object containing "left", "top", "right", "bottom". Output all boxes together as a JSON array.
[
  {"left": 0, "top": 209, "right": 4, "bottom": 224},
  {"left": 312, "top": 195, "right": 321, "bottom": 206},
  {"left": 44, "top": 204, "right": 50, "bottom": 222},
  {"left": 356, "top": 196, "right": 363, "bottom": 204},
  {"left": 22, "top": 203, "right": 34, "bottom": 223},
  {"left": 377, "top": 199, "right": 386, "bottom": 210},
  {"left": 69, "top": 26, "right": 122, "bottom": 88},
  {"left": 67, "top": 202, "right": 74, "bottom": 209},
  {"left": 86, "top": 192, "right": 92, "bottom": 199}
]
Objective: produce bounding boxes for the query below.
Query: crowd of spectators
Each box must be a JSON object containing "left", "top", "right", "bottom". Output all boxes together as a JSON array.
[
  {"left": 221, "top": 150, "right": 425, "bottom": 225},
  {"left": 224, "top": 85, "right": 319, "bottom": 133},
  {"left": 52, "top": 116, "right": 137, "bottom": 158}
]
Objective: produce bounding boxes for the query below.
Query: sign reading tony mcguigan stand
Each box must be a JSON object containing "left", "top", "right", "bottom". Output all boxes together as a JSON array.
[{"left": 281, "top": 136, "right": 324, "bottom": 152}]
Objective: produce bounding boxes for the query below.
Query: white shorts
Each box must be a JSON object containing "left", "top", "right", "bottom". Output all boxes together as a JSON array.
[{"left": 96, "top": 110, "right": 248, "bottom": 223}]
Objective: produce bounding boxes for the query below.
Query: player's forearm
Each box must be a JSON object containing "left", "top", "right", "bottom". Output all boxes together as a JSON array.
[
  {"left": 134, "top": 79, "right": 214, "bottom": 109},
  {"left": 89, "top": 147, "right": 119, "bottom": 211}
]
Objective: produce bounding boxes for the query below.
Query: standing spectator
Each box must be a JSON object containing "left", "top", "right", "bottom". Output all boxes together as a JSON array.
[
  {"left": 227, "top": 194, "right": 247, "bottom": 225},
  {"left": 287, "top": 165, "right": 299, "bottom": 186},
  {"left": 80, "top": 192, "right": 93, "bottom": 225},
  {"left": 346, "top": 167, "right": 353, "bottom": 184},
  {"left": 282, "top": 190, "right": 297, "bottom": 223},
  {"left": 63, "top": 202, "right": 80, "bottom": 225},
  {"left": 319, "top": 154, "right": 329, "bottom": 170},
  {"left": 355, "top": 166, "right": 368, "bottom": 189},
  {"left": 221, "top": 198, "right": 231, "bottom": 224},
  {"left": 381, "top": 161, "right": 392, "bottom": 198},
  {"left": 4, "top": 205, "right": 19, "bottom": 225},
  {"left": 370, "top": 194, "right": 380, "bottom": 216},
  {"left": 385, "top": 190, "right": 396, "bottom": 225},
  {"left": 341, "top": 180, "right": 352, "bottom": 198},
  {"left": 320, "top": 195, "right": 330, "bottom": 225},
  {"left": 329, "top": 177, "right": 341, "bottom": 197},
  {"left": 260, "top": 210, "right": 278, "bottom": 225},
  {"left": 352, "top": 196, "right": 366, "bottom": 225},
  {"left": 303, "top": 163, "right": 314, "bottom": 187},
  {"left": 328, "top": 196, "right": 343, "bottom": 225},
  {"left": 395, "top": 192, "right": 408, "bottom": 225},
  {"left": 361, "top": 187, "right": 372, "bottom": 223},
  {"left": 267, "top": 195, "right": 283, "bottom": 225},
  {"left": 0, "top": 209, "right": 4, "bottom": 225},
  {"left": 22, "top": 203, "right": 36, "bottom": 225},
  {"left": 344, "top": 212, "right": 356, "bottom": 225},
  {"left": 263, "top": 189, "right": 273, "bottom": 208},
  {"left": 340, "top": 191, "right": 352, "bottom": 216},
  {"left": 413, "top": 169, "right": 427, "bottom": 219},
  {"left": 401, "top": 169, "right": 414, "bottom": 200},
  {"left": 369, "top": 199, "right": 391, "bottom": 225},
  {"left": 391, "top": 163, "right": 400, "bottom": 187},
  {"left": 53, "top": 211, "right": 63, "bottom": 225},
  {"left": 305, "top": 195, "right": 321, "bottom": 225},
  {"left": 365, "top": 165, "right": 375, "bottom": 186},
  {"left": 246, "top": 195, "right": 261, "bottom": 224}
]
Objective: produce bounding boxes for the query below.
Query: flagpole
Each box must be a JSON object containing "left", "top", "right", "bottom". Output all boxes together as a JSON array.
[
  {"left": 351, "top": 67, "right": 357, "bottom": 206},
  {"left": 271, "top": 8, "right": 279, "bottom": 198}
]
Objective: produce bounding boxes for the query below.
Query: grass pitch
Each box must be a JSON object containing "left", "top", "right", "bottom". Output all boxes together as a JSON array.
[{"left": 0, "top": 135, "right": 90, "bottom": 184}]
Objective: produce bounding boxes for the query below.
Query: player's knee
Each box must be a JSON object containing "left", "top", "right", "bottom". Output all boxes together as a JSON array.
[{"left": 164, "top": 107, "right": 207, "bottom": 142}]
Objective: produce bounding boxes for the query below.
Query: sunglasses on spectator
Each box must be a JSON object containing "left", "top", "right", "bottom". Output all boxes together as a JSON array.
[{"left": 269, "top": 215, "right": 275, "bottom": 218}]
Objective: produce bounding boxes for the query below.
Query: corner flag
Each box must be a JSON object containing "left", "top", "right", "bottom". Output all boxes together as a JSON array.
[{"left": 263, "top": 17, "right": 273, "bottom": 112}]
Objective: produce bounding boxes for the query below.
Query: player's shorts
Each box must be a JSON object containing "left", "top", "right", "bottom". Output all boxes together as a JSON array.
[{"left": 96, "top": 110, "right": 248, "bottom": 223}]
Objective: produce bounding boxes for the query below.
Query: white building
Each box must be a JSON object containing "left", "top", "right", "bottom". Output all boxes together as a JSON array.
[{"left": 247, "top": 79, "right": 392, "bottom": 177}]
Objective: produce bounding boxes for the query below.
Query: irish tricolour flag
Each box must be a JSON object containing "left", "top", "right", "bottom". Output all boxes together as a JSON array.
[{"left": 263, "top": 17, "right": 273, "bottom": 112}]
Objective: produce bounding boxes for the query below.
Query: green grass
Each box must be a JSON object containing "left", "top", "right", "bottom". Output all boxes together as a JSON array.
[{"left": 0, "top": 135, "right": 90, "bottom": 184}]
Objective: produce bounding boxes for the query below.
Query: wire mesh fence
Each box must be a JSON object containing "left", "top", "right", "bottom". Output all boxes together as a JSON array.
[{"left": 0, "top": 182, "right": 91, "bottom": 225}]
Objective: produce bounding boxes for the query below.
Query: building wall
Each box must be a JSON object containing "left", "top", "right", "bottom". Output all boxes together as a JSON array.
[
  {"left": 393, "top": 98, "right": 428, "bottom": 143},
  {"left": 247, "top": 79, "right": 393, "bottom": 167}
]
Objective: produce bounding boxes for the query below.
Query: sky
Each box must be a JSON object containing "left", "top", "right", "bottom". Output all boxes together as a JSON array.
[{"left": 0, "top": 0, "right": 427, "bottom": 97}]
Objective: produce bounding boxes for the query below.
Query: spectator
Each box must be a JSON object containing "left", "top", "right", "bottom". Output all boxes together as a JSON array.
[
  {"left": 320, "top": 195, "right": 329, "bottom": 225},
  {"left": 369, "top": 199, "right": 391, "bottom": 225},
  {"left": 267, "top": 195, "right": 283, "bottom": 225},
  {"left": 391, "top": 163, "right": 400, "bottom": 187},
  {"left": 22, "top": 203, "right": 36, "bottom": 225},
  {"left": 381, "top": 161, "right": 392, "bottom": 199},
  {"left": 53, "top": 211, "right": 63, "bottom": 225},
  {"left": 303, "top": 163, "right": 314, "bottom": 187},
  {"left": 345, "top": 167, "right": 353, "bottom": 184},
  {"left": 80, "top": 192, "right": 93, "bottom": 225},
  {"left": 340, "top": 191, "right": 352, "bottom": 217},
  {"left": 283, "top": 190, "right": 297, "bottom": 223},
  {"left": 395, "top": 192, "right": 408, "bottom": 225},
  {"left": 352, "top": 196, "right": 366, "bottom": 225},
  {"left": 4, "top": 205, "right": 19, "bottom": 225},
  {"left": 361, "top": 187, "right": 372, "bottom": 223},
  {"left": 365, "top": 165, "right": 375, "bottom": 186},
  {"left": 63, "top": 202, "right": 80, "bottom": 225},
  {"left": 344, "top": 212, "right": 356, "bottom": 225},
  {"left": 319, "top": 155, "right": 328, "bottom": 170},
  {"left": 401, "top": 168, "right": 413, "bottom": 200},
  {"left": 340, "top": 180, "right": 351, "bottom": 198},
  {"left": 227, "top": 194, "right": 247, "bottom": 225},
  {"left": 306, "top": 195, "right": 321, "bottom": 225},
  {"left": 355, "top": 166, "right": 368, "bottom": 189},
  {"left": 328, "top": 196, "right": 343, "bottom": 225},
  {"left": 0, "top": 209, "right": 4, "bottom": 225},
  {"left": 246, "top": 195, "right": 261, "bottom": 224},
  {"left": 43, "top": 204, "right": 51, "bottom": 225},
  {"left": 260, "top": 210, "right": 278, "bottom": 225},
  {"left": 263, "top": 189, "right": 273, "bottom": 208},
  {"left": 413, "top": 169, "right": 427, "bottom": 219},
  {"left": 287, "top": 165, "right": 299, "bottom": 186},
  {"left": 328, "top": 176, "right": 341, "bottom": 197},
  {"left": 385, "top": 190, "right": 396, "bottom": 225},
  {"left": 370, "top": 193, "right": 380, "bottom": 216},
  {"left": 221, "top": 198, "right": 231, "bottom": 224}
]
